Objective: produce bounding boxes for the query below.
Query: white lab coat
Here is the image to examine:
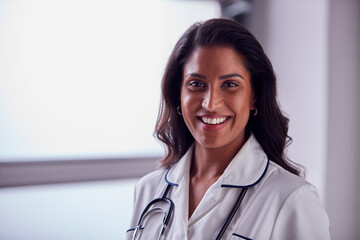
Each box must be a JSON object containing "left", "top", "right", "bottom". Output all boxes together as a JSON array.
[{"left": 126, "top": 134, "right": 330, "bottom": 240}]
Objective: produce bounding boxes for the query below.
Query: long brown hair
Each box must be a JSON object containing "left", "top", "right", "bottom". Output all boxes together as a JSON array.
[{"left": 155, "top": 18, "right": 301, "bottom": 176}]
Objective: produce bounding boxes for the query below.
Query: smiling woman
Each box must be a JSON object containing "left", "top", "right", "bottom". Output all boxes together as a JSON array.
[{"left": 126, "top": 19, "right": 330, "bottom": 240}]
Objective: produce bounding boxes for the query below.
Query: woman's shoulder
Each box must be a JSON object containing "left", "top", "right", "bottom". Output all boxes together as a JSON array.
[
  {"left": 268, "top": 160, "right": 308, "bottom": 187},
  {"left": 263, "top": 162, "right": 330, "bottom": 239},
  {"left": 259, "top": 160, "right": 320, "bottom": 203},
  {"left": 244, "top": 160, "right": 329, "bottom": 239}
]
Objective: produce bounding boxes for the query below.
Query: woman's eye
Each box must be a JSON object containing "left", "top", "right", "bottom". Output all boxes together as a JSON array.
[
  {"left": 222, "top": 81, "right": 239, "bottom": 87},
  {"left": 189, "top": 81, "right": 205, "bottom": 87}
]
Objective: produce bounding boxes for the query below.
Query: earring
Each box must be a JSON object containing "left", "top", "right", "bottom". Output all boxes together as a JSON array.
[
  {"left": 252, "top": 107, "right": 258, "bottom": 116},
  {"left": 177, "top": 106, "right": 182, "bottom": 115}
]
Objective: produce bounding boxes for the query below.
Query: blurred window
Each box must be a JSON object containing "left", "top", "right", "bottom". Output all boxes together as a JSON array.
[
  {"left": 0, "top": 179, "right": 138, "bottom": 239},
  {"left": 0, "top": 0, "right": 221, "bottom": 162}
]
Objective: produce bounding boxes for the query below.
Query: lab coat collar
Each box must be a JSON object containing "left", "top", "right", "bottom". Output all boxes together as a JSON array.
[
  {"left": 165, "top": 144, "right": 194, "bottom": 187},
  {"left": 165, "top": 134, "right": 269, "bottom": 188}
]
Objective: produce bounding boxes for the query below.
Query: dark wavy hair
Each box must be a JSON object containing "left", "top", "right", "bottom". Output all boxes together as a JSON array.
[{"left": 155, "top": 18, "right": 301, "bottom": 176}]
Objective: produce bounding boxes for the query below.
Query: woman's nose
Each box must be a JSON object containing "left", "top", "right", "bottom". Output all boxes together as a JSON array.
[{"left": 202, "top": 88, "right": 223, "bottom": 111}]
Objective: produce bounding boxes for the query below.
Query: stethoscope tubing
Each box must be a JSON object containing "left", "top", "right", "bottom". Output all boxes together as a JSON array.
[
  {"left": 215, "top": 187, "right": 248, "bottom": 240},
  {"left": 132, "top": 188, "right": 174, "bottom": 240},
  {"left": 133, "top": 184, "right": 248, "bottom": 240}
]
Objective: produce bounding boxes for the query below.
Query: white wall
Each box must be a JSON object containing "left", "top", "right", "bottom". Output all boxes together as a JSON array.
[{"left": 326, "top": 0, "right": 360, "bottom": 239}]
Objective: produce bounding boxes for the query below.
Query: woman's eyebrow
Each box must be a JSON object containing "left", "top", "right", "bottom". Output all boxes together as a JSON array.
[
  {"left": 219, "top": 73, "right": 243, "bottom": 80},
  {"left": 184, "top": 73, "right": 207, "bottom": 79}
]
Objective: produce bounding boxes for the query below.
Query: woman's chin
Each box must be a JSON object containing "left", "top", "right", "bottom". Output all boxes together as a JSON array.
[{"left": 195, "top": 137, "right": 227, "bottom": 150}]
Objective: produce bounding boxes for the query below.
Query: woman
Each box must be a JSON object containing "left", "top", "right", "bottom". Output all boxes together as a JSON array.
[{"left": 126, "top": 19, "right": 330, "bottom": 240}]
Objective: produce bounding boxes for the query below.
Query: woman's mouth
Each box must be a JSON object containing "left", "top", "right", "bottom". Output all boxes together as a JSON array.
[
  {"left": 200, "top": 116, "right": 227, "bottom": 125},
  {"left": 197, "top": 116, "right": 230, "bottom": 131}
]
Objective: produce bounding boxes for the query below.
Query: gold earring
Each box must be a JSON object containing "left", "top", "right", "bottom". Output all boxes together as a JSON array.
[
  {"left": 177, "top": 106, "right": 182, "bottom": 115},
  {"left": 252, "top": 107, "right": 258, "bottom": 116}
]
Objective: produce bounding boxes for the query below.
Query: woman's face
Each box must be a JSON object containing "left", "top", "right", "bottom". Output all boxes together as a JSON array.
[{"left": 180, "top": 46, "right": 255, "bottom": 150}]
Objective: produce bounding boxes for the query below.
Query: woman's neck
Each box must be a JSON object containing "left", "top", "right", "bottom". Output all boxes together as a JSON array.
[{"left": 191, "top": 133, "right": 249, "bottom": 179}]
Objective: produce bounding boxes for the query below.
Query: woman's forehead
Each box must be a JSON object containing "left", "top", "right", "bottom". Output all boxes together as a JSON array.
[{"left": 183, "top": 46, "right": 248, "bottom": 74}]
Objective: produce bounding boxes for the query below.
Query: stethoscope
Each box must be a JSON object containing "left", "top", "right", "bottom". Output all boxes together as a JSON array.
[{"left": 132, "top": 184, "right": 248, "bottom": 240}]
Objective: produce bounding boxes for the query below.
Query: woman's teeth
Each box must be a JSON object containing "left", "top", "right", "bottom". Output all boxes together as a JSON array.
[{"left": 201, "top": 117, "right": 227, "bottom": 125}]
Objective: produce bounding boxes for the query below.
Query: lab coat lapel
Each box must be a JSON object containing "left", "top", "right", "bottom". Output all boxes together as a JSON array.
[
  {"left": 164, "top": 145, "right": 194, "bottom": 232},
  {"left": 165, "top": 144, "right": 224, "bottom": 226},
  {"left": 187, "top": 176, "right": 223, "bottom": 226},
  {"left": 221, "top": 134, "right": 268, "bottom": 188}
]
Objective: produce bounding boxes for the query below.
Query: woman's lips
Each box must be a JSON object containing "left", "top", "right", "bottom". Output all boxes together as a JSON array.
[
  {"left": 197, "top": 115, "right": 230, "bottom": 131},
  {"left": 200, "top": 116, "right": 227, "bottom": 124}
]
